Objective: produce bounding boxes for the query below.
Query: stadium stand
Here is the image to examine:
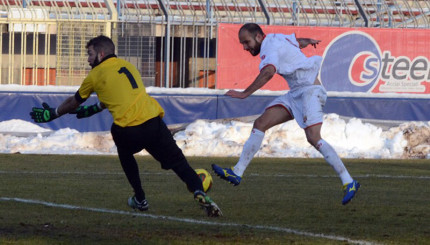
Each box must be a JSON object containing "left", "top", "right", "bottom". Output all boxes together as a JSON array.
[{"left": 0, "top": 0, "right": 429, "bottom": 87}]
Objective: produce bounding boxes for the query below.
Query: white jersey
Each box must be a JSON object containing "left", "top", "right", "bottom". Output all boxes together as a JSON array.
[{"left": 259, "top": 33, "right": 322, "bottom": 91}]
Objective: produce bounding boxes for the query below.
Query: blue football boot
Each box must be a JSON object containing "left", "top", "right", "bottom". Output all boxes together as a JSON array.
[
  {"left": 342, "top": 180, "right": 360, "bottom": 205},
  {"left": 211, "top": 164, "right": 241, "bottom": 186}
]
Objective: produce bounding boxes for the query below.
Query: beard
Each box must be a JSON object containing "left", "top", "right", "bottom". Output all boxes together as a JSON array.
[
  {"left": 250, "top": 47, "right": 260, "bottom": 56},
  {"left": 249, "top": 39, "right": 261, "bottom": 56},
  {"left": 90, "top": 54, "right": 101, "bottom": 68}
]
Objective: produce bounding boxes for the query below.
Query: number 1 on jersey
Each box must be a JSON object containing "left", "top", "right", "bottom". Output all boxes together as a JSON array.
[{"left": 118, "top": 67, "right": 138, "bottom": 89}]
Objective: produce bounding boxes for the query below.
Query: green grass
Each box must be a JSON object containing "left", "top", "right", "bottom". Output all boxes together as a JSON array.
[{"left": 0, "top": 154, "right": 429, "bottom": 244}]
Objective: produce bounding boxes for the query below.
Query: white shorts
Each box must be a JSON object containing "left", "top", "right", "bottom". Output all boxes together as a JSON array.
[{"left": 266, "top": 85, "right": 327, "bottom": 129}]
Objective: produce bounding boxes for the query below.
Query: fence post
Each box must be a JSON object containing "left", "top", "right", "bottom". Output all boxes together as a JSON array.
[{"left": 158, "top": 0, "right": 171, "bottom": 88}]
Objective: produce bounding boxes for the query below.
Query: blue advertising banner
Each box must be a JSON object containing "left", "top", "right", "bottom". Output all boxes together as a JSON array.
[{"left": 1, "top": 91, "right": 429, "bottom": 132}]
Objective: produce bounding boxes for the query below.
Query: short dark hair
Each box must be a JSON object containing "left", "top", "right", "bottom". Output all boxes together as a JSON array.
[
  {"left": 86, "top": 35, "right": 115, "bottom": 55},
  {"left": 239, "top": 23, "right": 264, "bottom": 36}
]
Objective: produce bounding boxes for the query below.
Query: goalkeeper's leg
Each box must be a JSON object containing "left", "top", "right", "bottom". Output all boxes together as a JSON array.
[
  {"left": 117, "top": 148, "right": 148, "bottom": 210},
  {"left": 146, "top": 117, "right": 222, "bottom": 217},
  {"left": 172, "top": 159, "right": 204, "bottom": 193}
]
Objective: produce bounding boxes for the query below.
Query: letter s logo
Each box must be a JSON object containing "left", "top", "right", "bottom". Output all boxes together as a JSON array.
[{"left": 320, "top": 31, "right": 382, "bottom": 92}]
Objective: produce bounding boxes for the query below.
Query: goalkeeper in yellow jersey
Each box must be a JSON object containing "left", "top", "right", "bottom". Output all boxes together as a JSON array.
[{"left": 30, "top": 35, "right": 221, "bottom": 217}]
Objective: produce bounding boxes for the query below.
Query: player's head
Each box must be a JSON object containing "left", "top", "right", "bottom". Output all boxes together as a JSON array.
[
  {"left": 238, "top": 23, "right": 265, "bottom": 56},
  {"left": 86, "top": 35, "right": 115, "bottom": 68}
]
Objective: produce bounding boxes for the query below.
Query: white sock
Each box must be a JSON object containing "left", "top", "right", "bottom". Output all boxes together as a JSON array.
[
  {"left": 316, "top": 139, "right": 353, "bottom": 185},
  {"left": 233, "top": 128, "right": 265, "bottom": 177}
]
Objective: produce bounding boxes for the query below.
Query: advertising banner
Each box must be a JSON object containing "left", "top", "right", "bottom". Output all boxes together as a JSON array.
[{"left": 217, "top": 23, "right": 430, "bottom": 94}]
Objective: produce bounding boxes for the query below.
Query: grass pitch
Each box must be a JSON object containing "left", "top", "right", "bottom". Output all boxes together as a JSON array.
[{"left": 0, "top": 154, "right": 429, "bottom": 244}]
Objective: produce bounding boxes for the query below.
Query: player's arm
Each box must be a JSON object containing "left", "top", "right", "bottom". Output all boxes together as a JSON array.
[
  {"left": 30, "top": 96, "right": 81, "bottom": 123},
  {"left": 71, "top": 101, "right": 105, "bottom": 119},
  {"left": 225, "top": 65, "right": 276, "bottom": 99},
  {"left": 69, "top": 77, "right": 105, "bottom": 119},
  {"left": 58, "top": 96, "right": 81, "bottom": 115},
  {"left": 296, "top": 38, "right": 321, "bottom": 49}
]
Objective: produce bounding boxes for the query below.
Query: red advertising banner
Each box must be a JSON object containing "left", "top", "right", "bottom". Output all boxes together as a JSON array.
[{"left": 216, "top": 23, "right": 430, "bottom": 94}]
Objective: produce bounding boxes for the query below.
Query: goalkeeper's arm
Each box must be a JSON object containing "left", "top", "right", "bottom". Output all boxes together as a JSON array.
[
  {"left": 71, "top": 102, "right": 105, "bottom": 119},
  {"left": 30, "top": 96, "right": 81, "bottom": 123}
]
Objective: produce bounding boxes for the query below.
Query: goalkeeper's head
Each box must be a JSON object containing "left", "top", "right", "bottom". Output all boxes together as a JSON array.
[{"left": 86, "top": 35, "right": 116, "bottom": 68}]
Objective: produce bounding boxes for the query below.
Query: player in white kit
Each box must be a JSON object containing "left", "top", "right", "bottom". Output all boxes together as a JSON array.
[{"left": 212, "top": 23, "right": 360, "bottom": 205}]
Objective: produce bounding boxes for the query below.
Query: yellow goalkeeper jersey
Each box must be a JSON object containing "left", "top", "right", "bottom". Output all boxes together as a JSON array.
[{"left": 77, "top": 55, "right": 164, "bottom": 127}]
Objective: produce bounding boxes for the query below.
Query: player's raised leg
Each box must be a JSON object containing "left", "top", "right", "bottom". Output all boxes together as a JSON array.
[
  {"left": 212, "top": 105, "right": 292, "bottom": 185},
  {"left": 305, "top": 124, "right": 360, "bottom": 205}
]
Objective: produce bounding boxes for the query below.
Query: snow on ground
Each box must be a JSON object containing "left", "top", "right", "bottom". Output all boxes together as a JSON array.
[{"left": 0, "top": 114, "right": 429, "bottom": 159}]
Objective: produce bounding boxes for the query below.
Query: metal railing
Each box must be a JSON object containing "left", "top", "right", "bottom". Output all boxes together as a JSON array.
[{"left": 0, "top": 0, "right": 428, "bottom": 87}]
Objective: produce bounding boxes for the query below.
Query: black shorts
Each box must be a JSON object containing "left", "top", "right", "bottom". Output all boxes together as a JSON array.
[{"left": 111, "top": 116, "right": 186, "bottom": 170}]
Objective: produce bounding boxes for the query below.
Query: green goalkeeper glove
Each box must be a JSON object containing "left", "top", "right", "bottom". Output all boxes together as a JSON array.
[
  {"left": 30, "top": 102, "right": 59, "bottom": 123},
  {"left": 71, "top": 102, "right": 104, "bottom": 119}
]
